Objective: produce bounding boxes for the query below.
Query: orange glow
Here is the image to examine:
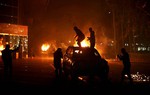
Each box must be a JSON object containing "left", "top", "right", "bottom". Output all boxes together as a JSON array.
[
  {"left": 41, "top": 43, "right": 50, "bottom": 52},
  {"left": 0, "top": 45, "right": 4, "bottom": 55},
  {"left": 0, "top": 23, "right": 28, "bottom": 36},
  {"left": 73, "top": 39, "right": 106, "bottom": 57},
  {"left": 74, "top": 39, "right": 90, "bottom": 47},
  {"left": 73, "top": 38, "right": 105, "bottom": 58}
]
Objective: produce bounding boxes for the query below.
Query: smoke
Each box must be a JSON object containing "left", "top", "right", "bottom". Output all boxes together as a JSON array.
[{"left": 24, "top": 0, "right": 113, "bottom": 55}]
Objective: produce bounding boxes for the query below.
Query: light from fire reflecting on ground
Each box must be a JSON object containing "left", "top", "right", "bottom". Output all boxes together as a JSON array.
[{"left": 131, "top": 72, "right": 150, "bottom": 82}]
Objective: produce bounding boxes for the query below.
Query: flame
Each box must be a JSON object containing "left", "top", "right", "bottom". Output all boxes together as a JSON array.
[
  {"left": 0, "top": 45, "right": 4, "bottom": 56},
  {"left": 74, "top": 39, "right": 90, "bottom": 47},
  {"left": 72, "top": 38, "right": 106, "bottom": 58},
  {"left": 73, "top": 40, "right": 105, "bottom": 58},
  {"left": 41, "top": 43, "right": 50, "bottom": 52}
]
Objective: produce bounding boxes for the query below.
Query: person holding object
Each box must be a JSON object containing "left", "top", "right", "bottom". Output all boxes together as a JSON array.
[{"left": 117, "top": 48, "right": 133, "bottom": 84}]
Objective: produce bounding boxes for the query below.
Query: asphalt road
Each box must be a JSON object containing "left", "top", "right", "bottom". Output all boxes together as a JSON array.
[{"left": 0, "top": 57, "right": 150, "bottom": 95}]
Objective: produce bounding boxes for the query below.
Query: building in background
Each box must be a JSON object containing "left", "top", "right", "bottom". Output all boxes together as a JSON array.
[{"left": 0, "top": 0, "right": 28, "bottom": 58}]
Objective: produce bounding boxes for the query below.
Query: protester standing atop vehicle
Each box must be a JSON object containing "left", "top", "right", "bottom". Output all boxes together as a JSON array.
[
  {"left": 73, "top": 26, "right": 85, "bottom": 48},
  {"left": 87, "top": 27, "right": 95, "bottom": 49}
]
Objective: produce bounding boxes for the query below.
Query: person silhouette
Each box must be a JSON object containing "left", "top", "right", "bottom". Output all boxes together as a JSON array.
[
  {"left": 117, "top": 48, "right": 133, "bottom": 84},
  {"left": 73, "top": 26, "right": 85, "bottom": 48},
  {"left": 87, "top": 27, "right": 95, "bottom": 49},
  {"left": 1, "top": 44, "right": 20, "bottom": 80},
  {"left": 53, "top": 48, "right": 63, "bottom": 78}
]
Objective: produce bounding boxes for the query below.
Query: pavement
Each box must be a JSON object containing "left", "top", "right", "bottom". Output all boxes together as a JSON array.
[
  {"left": 0, "top": 57, "right": 149, "bottom": 95},
  {"left": 0, "top": 76, "right": 150, "bottom": 95}
]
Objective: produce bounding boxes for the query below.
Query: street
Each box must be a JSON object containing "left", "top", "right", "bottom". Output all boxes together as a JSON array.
[{"left": 0, "top": 57, "right": 150, "bottom": 95}]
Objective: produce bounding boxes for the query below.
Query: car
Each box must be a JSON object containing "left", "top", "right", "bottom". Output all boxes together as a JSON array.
[{"left": 62, "top": 46, "right": 109, "bottom": 81}]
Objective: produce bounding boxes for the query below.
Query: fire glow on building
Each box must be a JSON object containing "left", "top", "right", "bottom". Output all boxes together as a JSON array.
[{"left": 0, "top": 23, "right": 28, "bottom": 58}]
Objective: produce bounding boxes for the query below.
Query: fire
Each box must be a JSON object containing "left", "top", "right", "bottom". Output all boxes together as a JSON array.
[
  {"left": 41, "top": 43, "right": 50, "bottom": 52},
  {"left": 73, "top": 40, "right": 105, "bottom": 58},
  {"left": 74, "top": 39, "right": 90, "bottom": 47},
  {"left": 0, "top": 45, "right": 4, "bottom": 51},
  {"left": 0, "top": 45, "right": 4, "bottom": 55},
  {"left": 81, "top": 40, "right": 90, "bottom": 47}
]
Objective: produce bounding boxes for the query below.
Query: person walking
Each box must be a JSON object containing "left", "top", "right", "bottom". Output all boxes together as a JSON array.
[
  {"left": 1, "top": 44, "right": 20, "bottom": 80},
  {"left": 53, "top": 48, "right": 63, "bottom": 78},
  {"left": 73, "top": 26, "right": 85, "bottom": 48},
  {"left": 117, "top": 48, "right": 133, "bottom": 84}
]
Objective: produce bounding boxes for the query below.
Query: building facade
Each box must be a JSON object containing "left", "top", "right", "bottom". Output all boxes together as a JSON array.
[{"left": 0, "top": 0, "right": 28, "bottom": 58}]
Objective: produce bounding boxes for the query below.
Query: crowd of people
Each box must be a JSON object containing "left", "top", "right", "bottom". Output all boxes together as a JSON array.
[{"left": 0, "top": 26, "right": 133, "bottom": 85}]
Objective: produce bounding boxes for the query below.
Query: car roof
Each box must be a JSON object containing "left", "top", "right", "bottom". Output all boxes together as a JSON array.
[
  {"left": 66, "top": 46, "right": 101, "bottom": 57},
  {"left": 68, "top": 46, "right": 93, "bottom": 49},
  {"left": 67, "top": 46, "right": 95, "bottom": 51}
]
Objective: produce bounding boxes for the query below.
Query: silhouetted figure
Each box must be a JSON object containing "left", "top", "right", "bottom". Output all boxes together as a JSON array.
[
  {"left": 117, "top": 48, "right": 133, "bottom": 84},
  {"left": 73, "top": 26, "right": 85, "bottom": 47},
  {"left": 1, "top": 44, "right": 20, "bottom": 80},
  {"left": 88, "top": 27, "right": 95, "bottom": 49},
  {"left": 53, "top": 48, "right": 63, "bottom": 78}
]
